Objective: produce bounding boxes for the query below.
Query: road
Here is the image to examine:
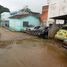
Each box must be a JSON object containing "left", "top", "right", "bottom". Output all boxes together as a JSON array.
[
  {"left": 0, "top": 27, "right": 67, "bottom": 67},
  {"left": 0, "top": 27, "right": 32, "bottom": 41}
]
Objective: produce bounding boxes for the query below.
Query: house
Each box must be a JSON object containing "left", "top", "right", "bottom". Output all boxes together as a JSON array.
[
  {"left": 9, "top": 8, "right": 40, "bottom": 31},
  {"left": 48, "top": 0, "right": 67, "bottom": 38},
  {"left": 40, "top": 5, "right": 48, "bottom": 26},
  {"left": 1, "top": 12, "right": 10, "bottom": 27}
]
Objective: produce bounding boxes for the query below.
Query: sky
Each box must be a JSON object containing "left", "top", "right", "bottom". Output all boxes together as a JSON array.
[{"left": 0, "top": 0, "right": 47, "bottom": 13}]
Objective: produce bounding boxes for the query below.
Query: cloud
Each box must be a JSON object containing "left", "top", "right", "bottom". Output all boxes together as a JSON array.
[{"left": 0, "top": 0, "right": 47, "bottom": 12}]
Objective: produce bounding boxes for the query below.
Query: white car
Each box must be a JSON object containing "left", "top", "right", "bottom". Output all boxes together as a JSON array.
[
  {"left": 26, "top": 27, "right": 34, "bottom": 31},
  {"left": 26, "top": 26, "right": 40, "bottom": 31}
]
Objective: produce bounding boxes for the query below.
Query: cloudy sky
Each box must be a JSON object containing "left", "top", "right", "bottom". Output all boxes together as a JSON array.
[{"left": 0, "top": 0, "right": 47, "bottom": 13}]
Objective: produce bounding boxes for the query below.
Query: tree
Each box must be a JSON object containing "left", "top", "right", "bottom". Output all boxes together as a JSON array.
[
  {"left": 0, "top": 5, "right": 10, "bottom": 14},
  {"left": 0, "top": 5, "right": 10, "bottom": 26}
]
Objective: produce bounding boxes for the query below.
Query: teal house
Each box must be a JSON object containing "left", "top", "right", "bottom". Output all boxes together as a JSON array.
[{"left": 9, "top": 8, "right": 40, "bottom": 31}]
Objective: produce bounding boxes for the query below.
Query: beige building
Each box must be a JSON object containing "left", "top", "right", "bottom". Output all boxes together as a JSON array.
[
  {"left": 48, "top": 0, "right": 67, "bottom": 17},
  {"left": 48, "top": 0, "right": 67, "bottom": 38},
  {"left": 48, "top": 0, "right": 67, "bottom": 24}
]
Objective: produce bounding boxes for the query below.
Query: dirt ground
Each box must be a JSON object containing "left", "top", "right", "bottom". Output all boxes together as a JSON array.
[
  {"left": 0, "top": 27, "right": 32, "bottom": 41},
  {"left": 0, "top": 27, "right": 67, "bottom": 67}
]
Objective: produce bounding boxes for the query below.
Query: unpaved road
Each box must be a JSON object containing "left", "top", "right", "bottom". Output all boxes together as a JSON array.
[
  {"left": 0, "top": 27, "right": 32, "bottom": 41},
  {"left": 0, "top": 27, "right": 67, "bottom": 67}
]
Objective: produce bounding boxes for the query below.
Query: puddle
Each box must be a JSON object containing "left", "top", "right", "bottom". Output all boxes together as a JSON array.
[
  {"left": 0, "top": 38, "right": 67, "bottom": 67},
  {"left": 0, "top": 40, "right": 13, "bottom": 48},
  {"left": 15, "top": 38, "right": 47, "bottom": 48},
  {"left": 0, "top": 27, "right": 67, "bottom": 67}
]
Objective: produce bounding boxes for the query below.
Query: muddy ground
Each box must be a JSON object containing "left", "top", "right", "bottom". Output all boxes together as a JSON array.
[{"left": 0, "top": 27, "right": 67, "bottom": 67}]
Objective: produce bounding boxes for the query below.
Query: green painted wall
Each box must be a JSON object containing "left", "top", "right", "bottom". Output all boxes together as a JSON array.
[{"left": 9, "top": 15, "right": 40, "bottom": 31}]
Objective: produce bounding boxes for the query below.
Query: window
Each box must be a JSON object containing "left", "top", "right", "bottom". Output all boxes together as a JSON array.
[{"left": 23, "top": 21, "right": 29, "bottom": 27}]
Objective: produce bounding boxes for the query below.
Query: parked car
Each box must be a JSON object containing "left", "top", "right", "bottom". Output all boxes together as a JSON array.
[
  {"left": 26, "top": 25, "right": 48, "bottom": 38},
  {"left": 26, "top": 25, "right": 40, "bottom": 31},
  {"left": 34, "top": 26, "right": 40, "bottom": 30},
  {"left": 26, "top": 25, "right": 34, "bottom": 31},
  {"left": 37, "top": 27, "right": 48, "bottom": 38},
  {"left": 55, "top": 25, "right": 67, "bottom": 40},
  {"left": 32, "top": 26, "right": 48, "bottom": 38}
]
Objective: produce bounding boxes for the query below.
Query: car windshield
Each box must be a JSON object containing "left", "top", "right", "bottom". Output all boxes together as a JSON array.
[
  {"left": 62, "top": 27, "right": 67, "bottom": 30},
  {"left": 34, "top": 26, "right": 40, "bottom": 29}
]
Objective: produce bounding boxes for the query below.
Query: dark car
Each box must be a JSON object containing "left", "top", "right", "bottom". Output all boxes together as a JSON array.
[
  {"left": 34, "top": 26, "right": 40, "bottom": 30},
  {"left": 37, "top": 27, "right": 48, "bottom": 38},
  {"left": 33, "top": 26, "right": 48, "bottom": 38}
]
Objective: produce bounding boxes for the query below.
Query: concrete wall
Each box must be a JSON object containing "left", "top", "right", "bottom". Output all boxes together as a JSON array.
[
  {"left": 9, "top": 16, "right": 40, "bottom": 31},
  {"left": 48, "top": 0, "right": 66, "bottom": 38},
  {"left": 47, "top": 0, "right": 66, "bottom": 25},
  {"left": 48, "top": 0, "right": 67, "bottom": 18}
]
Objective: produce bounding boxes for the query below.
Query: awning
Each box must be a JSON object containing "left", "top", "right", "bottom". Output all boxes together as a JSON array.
[{"left": 50, "top": 15, "right": 67, "bottom": 20}]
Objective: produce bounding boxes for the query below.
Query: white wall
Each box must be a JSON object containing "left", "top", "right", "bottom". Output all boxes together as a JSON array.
[
  {"left": 48, "top": 0, "right": 67, "bottom": 18},
  {"left": 47, "top": 0, "right": 67, "bottom": 25}
]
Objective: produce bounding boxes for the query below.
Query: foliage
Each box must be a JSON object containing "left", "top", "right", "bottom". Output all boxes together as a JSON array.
[{"left": 0, "top": 5, "right": 10, "bottom": 14}]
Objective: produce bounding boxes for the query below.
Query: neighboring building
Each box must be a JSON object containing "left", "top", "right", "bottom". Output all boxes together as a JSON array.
[
  {"left": 48, "top": 0, "right": 67, "bottom": 38},
  {"left": 48, "top": 0, "right": 67, "bottom": 24},
  {"left": 1, "top": 12, "right": 10, "bottom": 27},
  {"left": 9, "top": 8, "right": 40, "bottom": 31},
  {"left": 40, "top": 5, "right": 48, "bottom": 26}
]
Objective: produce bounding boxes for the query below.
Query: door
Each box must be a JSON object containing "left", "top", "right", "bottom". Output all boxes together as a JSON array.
[{"left": 23, "top": 21, "right": 29, "bottom": 27}]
